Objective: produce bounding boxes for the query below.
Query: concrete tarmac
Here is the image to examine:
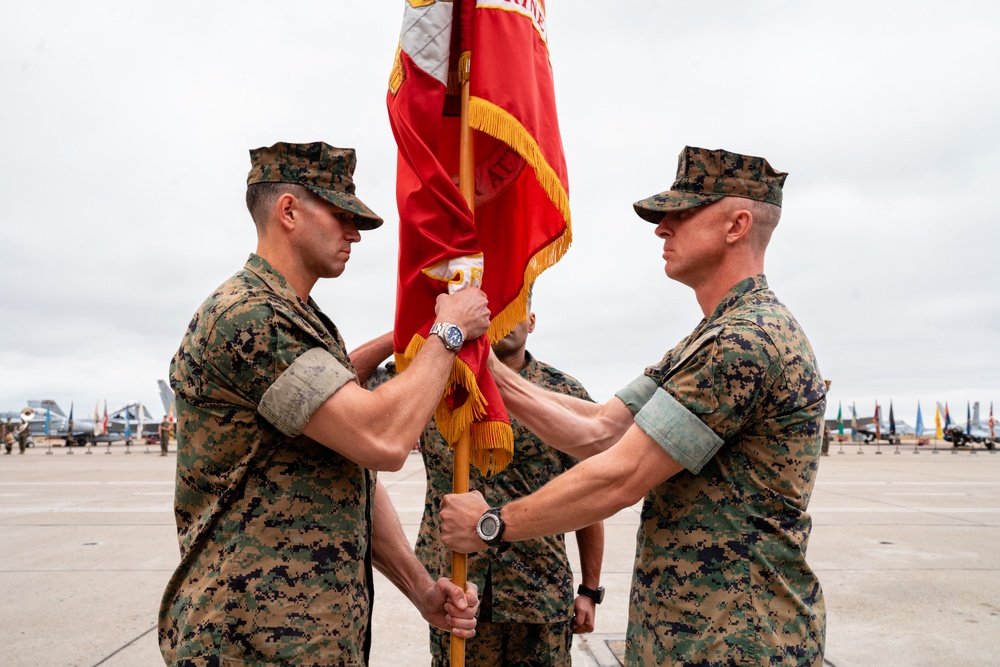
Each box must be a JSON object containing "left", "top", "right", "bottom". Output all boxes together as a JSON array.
[{"left": 1, "top": 440, "right": 998, "bottom": 666}]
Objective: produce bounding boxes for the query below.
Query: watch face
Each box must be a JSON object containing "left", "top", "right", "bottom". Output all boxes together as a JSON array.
[
  {"left": 444, "top": 325, "right": 463, "bottom": 349},
  {"left": 478, "top": 515, "right": 500, "bottom": 540}
]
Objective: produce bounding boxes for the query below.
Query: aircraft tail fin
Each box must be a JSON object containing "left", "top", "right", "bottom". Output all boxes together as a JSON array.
[
  {"left": 158, "top": 380, "right": 175, "bottom": 417},
  {"left": 27, "top": 400, "right": 66, "bottom": 417}
]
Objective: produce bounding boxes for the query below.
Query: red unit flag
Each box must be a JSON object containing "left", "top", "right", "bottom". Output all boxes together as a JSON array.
[{"left": 387, "top": 0, "right": 571, "bottom": 475}]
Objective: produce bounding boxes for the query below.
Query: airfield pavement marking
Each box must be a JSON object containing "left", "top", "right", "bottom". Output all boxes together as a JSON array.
[
  {"left": 882, "top": 492, "right": 979, "bottom": 496},
  {"left": 0, "top": 480, "right": 174, "bottom": 486},
  {"left": 810, "top": 507, "right": 1000, "bottom": 513},
  {"left": 0, "top": 506, "right": 173, "bottom": 513},
  {"left": 818, "top": 480, "right": 1000, "bottom": 486}
]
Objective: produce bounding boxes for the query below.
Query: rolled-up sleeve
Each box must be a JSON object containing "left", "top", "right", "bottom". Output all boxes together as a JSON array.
[
  {"left": 615, "top": 374, "right": 658, "bottom": 415},
  {"left": 634, "top": 387, "right": 724, "bottom": 474},
  {"left": 258, "top": 347, "right": 356, "bottom": 437}
]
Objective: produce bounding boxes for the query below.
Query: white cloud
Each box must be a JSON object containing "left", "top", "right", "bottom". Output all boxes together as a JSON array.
[{"left": 0, "top": 0, "right": 996, "bottom": 423}]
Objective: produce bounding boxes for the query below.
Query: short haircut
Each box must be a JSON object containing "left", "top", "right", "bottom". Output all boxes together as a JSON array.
[
  {"left": 724, "top": 197, "right": 781, "bottom": 253},
  {"left": 245, "top": 182, "right": 311, "bottom": 226}
]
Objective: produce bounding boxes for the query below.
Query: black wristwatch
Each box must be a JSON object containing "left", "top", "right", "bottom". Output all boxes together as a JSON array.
[
  {"left": 476, "top": 507, "right": 507, "bottom": 547},
  {"left": 429, "top": 322, "right": 465, "bottom": 351},
  {"left": 577, "top": 584, "right": 605, "bottom": 604}
]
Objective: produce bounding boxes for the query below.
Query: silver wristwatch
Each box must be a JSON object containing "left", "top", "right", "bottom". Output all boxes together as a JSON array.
[{"left": 429, "top": 322, "right": 464, "bottom": 352}]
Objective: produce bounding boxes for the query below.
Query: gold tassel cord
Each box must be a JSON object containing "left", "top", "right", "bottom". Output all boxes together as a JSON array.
[
  {"left": 395, "top": 334, "right": 515, "bottom": 475},
  {"left": 469, "top": 420, "right": 515, "bottom": 476}
]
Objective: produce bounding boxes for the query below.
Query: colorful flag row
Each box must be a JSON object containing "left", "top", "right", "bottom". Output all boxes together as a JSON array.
[{"left": 835, "top": 400, "right": 995, "bottom": 440}]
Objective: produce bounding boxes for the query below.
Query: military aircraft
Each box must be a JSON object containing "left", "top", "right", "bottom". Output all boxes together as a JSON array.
[
  {"left": 3, "top": 398, "right": 161, "bottom": 446},
  {"left": 944, "top": 402, "right": 997, "bottom": 449},
  {"left": 0, "top": 401, "right": 84, "bottom": 444},
  {"left": 158, "top": 379, "right": 176, "bottom": 419},
  {"left": 856, "top": 403, "right": 913, "bottom": 444},
  {"left": 859, "top": 419, "right": 915, "bottom": 444}
]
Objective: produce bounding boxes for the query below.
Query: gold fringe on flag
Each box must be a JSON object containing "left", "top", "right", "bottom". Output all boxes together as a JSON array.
[
  {"left": 467, "top": 97, "right": 573, "bottom": 344},
  {"left": 396, "top": 333, "right": 514, "bottom": 476}
]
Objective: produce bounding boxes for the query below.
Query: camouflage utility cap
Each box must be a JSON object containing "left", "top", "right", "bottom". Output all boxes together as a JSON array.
[
  {"left": 633, "top": 146, "right": 787, "bottom": 223},
  {"left": 247, "top": 141, "right": 384, "bottom": 230}
]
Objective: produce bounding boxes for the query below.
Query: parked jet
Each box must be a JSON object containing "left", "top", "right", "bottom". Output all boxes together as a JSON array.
[
  {"left": 857, "top": 403, "right": 914, "bottom": 444},
  {"left": 0, "top": 401, "right": 78, "bottom": 442},
  {"left": 859, "top": 419, "right": 915, "bottom": 444},
  {"left": 5, "top": 399, "right": 160, "bottom": 445},
  {"left": 944, "top": 402, "right": 997, "bottom": 449}
]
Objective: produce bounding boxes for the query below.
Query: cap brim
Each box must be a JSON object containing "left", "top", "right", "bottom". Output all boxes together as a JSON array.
[
  {"left": 632, "top": 191, "right": 723, "bottom": 223},
  {"left": 307, "top": 186, "right": 384, "bottom": 230}
]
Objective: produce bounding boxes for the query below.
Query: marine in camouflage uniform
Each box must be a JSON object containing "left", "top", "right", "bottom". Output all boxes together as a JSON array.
[
  {"left": 418, "top": 349, "right": 601, "bottom": 667},
  {"left": 615, "top": 273, "right": 825, "bottom": 665},
  {"left": 439, "top": 147, "right": 827, "bottom": 666},
  {"left": 162, "top": 253, "right": 375, "bottom": 665},
  {"left": 160, "top": 142, "right": 484, "bottom": 667},
  {"left": 350, "top": 320, "right": 604, "bottom": 667}
]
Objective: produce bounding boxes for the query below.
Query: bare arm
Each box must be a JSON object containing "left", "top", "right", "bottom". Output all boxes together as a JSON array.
[
  {"left": 371, "top": 481, "right": 478, "bottom": 638},
  {"left": 571, "top": 520, "right": 604, "bottom": 634},
  {"left": 348, "top": 331, "right": 394, "bottom": 386},
  {"left": 489, "top": 351, "right": 635, "bottom": 459},
  {"left": 303, "top": 288, "right": 489, "bottom": 471},
  {"left": 440, "top": 424, "right": 684, "bottom": 552}
]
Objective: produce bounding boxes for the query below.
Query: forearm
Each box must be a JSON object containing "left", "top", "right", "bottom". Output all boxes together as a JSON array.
[
  {"left": 574, "top": 521, "right": 604, "bottom": 590},
  {"left": 502, "top": 453, "right": 632, "bottom": 541},
  {"left": 502, "top": 425, "right": 683, "bottom": 541},
  {"left": 348, "top": 331, "right": 393, "bottom": 386},
  {"left": 371, "top": 481, "right": 434, "bottom": 601},
  {"left": 491, "top": 358, "right": 632, "bottom": 459},
  {"left": 366, "top": 335, "right": 458, "bottom": 441},
  {"left": 372, "top": 481, "right": 480, "bottom": 638},
  {"left": 302, "top": 335, "right": 457, "bottom": 470}
]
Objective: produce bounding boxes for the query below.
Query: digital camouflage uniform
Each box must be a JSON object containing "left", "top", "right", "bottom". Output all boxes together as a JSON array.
[
  {"left": 160, "top": 253, "right": 375, "bottom": 667},
  {"left": 616, "top": 275, "right": 827, "bottom": 666},
  {"left": 416, "top": 352, "right": 592, "bottom": 667}
]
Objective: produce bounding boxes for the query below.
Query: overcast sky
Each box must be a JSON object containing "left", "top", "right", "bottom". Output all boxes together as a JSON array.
[{"left": 1, "top": 1, "right": 997, "bottom": 428}]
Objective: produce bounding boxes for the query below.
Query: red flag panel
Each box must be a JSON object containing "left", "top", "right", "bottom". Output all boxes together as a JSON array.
[{"left": 387, "top": 0, "right": 571, "bottom": 475}]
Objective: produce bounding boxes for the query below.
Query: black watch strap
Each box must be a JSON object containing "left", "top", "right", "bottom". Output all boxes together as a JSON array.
[{"left": 577, "top": 584, "right": 605, "bottom": 604}]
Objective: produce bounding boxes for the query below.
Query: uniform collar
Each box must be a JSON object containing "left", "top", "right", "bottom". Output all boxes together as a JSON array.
[
  {"left": 706, "top": 274, "right": 769, "bottom": 324},
  {"left": 518, "top": 350, "right": 538, "bottom": 378},
  {"left": 243, "top": 253, "right": 313, "bottom": 308}
]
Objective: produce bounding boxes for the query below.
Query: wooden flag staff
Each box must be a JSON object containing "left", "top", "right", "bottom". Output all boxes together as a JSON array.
[{"left": 451, "top": 47, "right": 475, "bottom": 667}]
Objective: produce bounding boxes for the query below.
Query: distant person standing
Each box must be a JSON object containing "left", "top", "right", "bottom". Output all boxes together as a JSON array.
[
  {"left": 16, "top": 426, "right": 30, "bottom": 454},
  {"left": 158, "top": 418, "right": 171, "bottom": 456},
  {"left": 3, "top": 419, "right": 13, "bottom": 454}
]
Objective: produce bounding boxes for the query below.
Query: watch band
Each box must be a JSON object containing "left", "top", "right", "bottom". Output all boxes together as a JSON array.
[{"left": 577, "top": 584, "right": 605, "bottom": 604}]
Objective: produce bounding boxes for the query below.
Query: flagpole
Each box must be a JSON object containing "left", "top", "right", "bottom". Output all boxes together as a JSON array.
[{"left": 450, "top": 41, "right": 475, "bottom": 667}]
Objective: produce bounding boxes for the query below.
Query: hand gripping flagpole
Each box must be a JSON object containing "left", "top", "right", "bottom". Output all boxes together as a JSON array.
[{"left": 451, "top": 44, "right": 474, "bottom": 667}]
